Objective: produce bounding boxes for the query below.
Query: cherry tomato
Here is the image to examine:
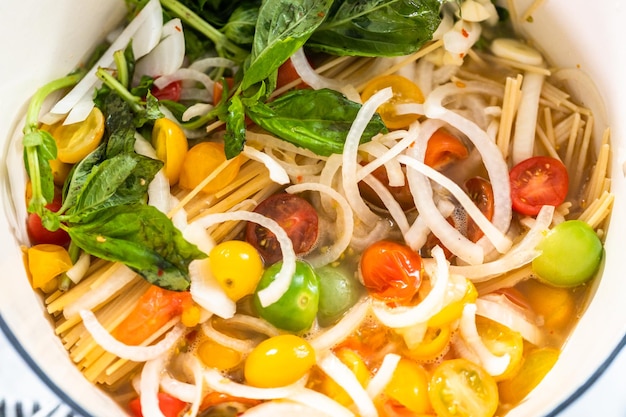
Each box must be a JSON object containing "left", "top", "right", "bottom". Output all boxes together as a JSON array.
[
  {"left": 179, "top": 142, "right": 242, "bottom": 194},
  {"left": 197, "top": 338, "right": 242, "bottom": 371},
  {"left": 359, "top": 240, "right": 423, "bottom": 305},
  {"left": 384, "top": 358, "right": 432, "bottom": 413},
  {"left": 358, "top": 163, "right": 415, "bottom": 211},
  {"left": 520, "top": 279, "right": 576, "bottom": 330},
  {"left": 404, "top": 326, "right": 452, "bottom": 362},
  {"left": 51, "top": 106, "right": 105, "bottom": 163},
  {"left": 209, "top": 240, "right": 264, "bottom": 302},
  {"left": 361, "top": 75, "right": 424, "bottom": 129},
  {"left": 26, "top": 193, "right": 70, "bottom": 246},
  {"left": 276, "top": 58, "right": 309, "bottom": 90},
  {"left": 509, "top": 156, "right": 569, "bottom": 215},
  {"left": 244, "top": 334, "right": 316, "bottom": 388},
  {"left": 429, "top": 359, "right": 499, "bottom": 417},
  {"left": 199, "top": 392, "right": 261, "bottom": 413},
  {"left": 253, "top": 260, "right": 319, "bottom": 332},
  {"left": 532, "top": 220, "right": 603, "bottom": 287},
  {"left": 498, "top": 348, "right": 559, "bottom": 406},
  {"left": 213, "top": 77, "right": 235, "bottom": 106},
  {"left": 27, "top": 244, "right": 72, "bottom": 291},
  {"left": 318, "top": 347, "right": 370, "bottom": 406},
  {"left": 465, "top": 177, "right": 494, "bottom": 242},
  {"left": 245, "top": 193, "right": 319, "bottom": 265},
  {"left": 316, "top": 264, "right": 362, "bottom": 327},
  {"left": 151, "top": 80, "right": 182, "bottom": 102},
  {"left": 151, "top": 117, "right": 188, "bottom": 185},
  {"left": 428, "top": 278, "right": 478, "bottom": 328},
  {"left": 424, "top": 129, "right": 469, "bottom": 170},
  {"left": 113, "top": 285, "right": 192, "bottom": 345},
  {"left": 129, "top": 392, "right": 187, "bottom": 417},
  {"left": 476, "top": 316, "right": 524, "bottom": 381}
]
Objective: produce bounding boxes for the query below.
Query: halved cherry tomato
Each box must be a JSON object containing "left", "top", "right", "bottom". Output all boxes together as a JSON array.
[
  {"left": 178, "top": 142, "right": 242, "bottom": 194},
  {"left": 404, "top": 325, "right": 452, "bottom": 361},
  {"left": 197, "top": 338, "right": 243, "bottom": 371},
  {"left": 520, "top": 279, "right": 576, "bottom": 330},
  {"left": 213, "top": 77, "right": 235, "bottom": 106},
  {"left": 152, "top": 80, "right": 182, "bottom": 102},
  {"left": 276, "top": 58, "right": 309, "bottom": 90},
  {"left": 428, "top": 278, "right": 478, "bottom": 327},
  {"left": 26, "top": 192, "right": 70, "bottom": 246},
  {"left": 245, "top": 193, "right": 319, "bottom": 265},
  {"left": 129, "top": 392, "right": 187, "bottom": 417},
  {"left": 113, "top": 285, "right": 192, "bottom": 345},
  {"left": 384, "top": 358, "right": 432, "bottom": 414},
  {"left": 318, "top": 347, "right": 370, "bottom": 406},
  {"left": 27, "top": 244, "right": 72, "bottom": 291},
  {"left": 424, "top": 129, "right": 469, "bottom": 170},
  {"left": 429, "top": 358, "right": 499, "bottom": 417},
  {"left": 358, "top": 163, "right": 415, "bottom": 211},
  {"left": 476, "top": 316, "right": 524, "bottom": 381},
  {"left": 360, "top": 240, "right": 423, "bottom": 305},
  {"left": 509, "top": 156, "right": 569, "bottom": 216},
  {"left": 361, "top": 75, "right": 424, "bottom": 129},
  {"left": 199, "top": 392, "right": 261, "bottom": 413},
  {"left": 465, "top": 177, "right": 494, "bottom": 242},
  {"left": 498, "top": 348, "right": 559, "bottom": 406},
  {"left": 151, "top": 117, "right": 188, "bottom": 185},
  {"left": 51, "top": 106, "right": 105, "bottom": 163}
]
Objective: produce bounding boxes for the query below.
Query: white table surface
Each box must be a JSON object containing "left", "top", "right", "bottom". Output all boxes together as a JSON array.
[{"left": 1, "top": 328, "right": 625, "bottom": 417}]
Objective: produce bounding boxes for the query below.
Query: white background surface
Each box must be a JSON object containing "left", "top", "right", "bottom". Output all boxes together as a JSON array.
[{"left": 1, "top": 328, "right": 625, "bottom": 417}]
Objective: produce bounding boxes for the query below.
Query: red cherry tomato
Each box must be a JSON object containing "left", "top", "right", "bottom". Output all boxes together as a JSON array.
[
  {"left": 464, "top": 177, "right": 494, "bottom": 242},
  {"left": 360, "top": 240, "right": 423, "bottom": 305},
  {"left": 129, "top": 392, "right": 187, "bottom": 417},
  {"left": 151, "top": 80, "right": 182, "bottom": 102},
  {"left": 358, "top": 163, "right": 415, "bottom": 211},
  {"left": 245, "top": 193, "right": 319, "bottom": 265},
  {"left": 424, "top": 129, "right": 469, "bottom": 170},
  {"left": 26, "top": 194, "right": 70, "bottom": 246},
  {"left": 509, "top": 156, "right": 569, "bottom": 216}
]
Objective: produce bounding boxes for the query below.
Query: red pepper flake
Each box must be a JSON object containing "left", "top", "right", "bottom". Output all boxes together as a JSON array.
[
  {"left": 459, "top": 52, "right": 466, "bottom": 59},
  {"left": 175, "top": 25, "right": 182, "bottom": 32},
  {"left": 455, "top": 80, "right": 467, "bottom": 88},
  {"left": 461, "top": 28, "right": 469, "bottom": 38},
  {"left": 157, "top": 269, "right": 164, "bottom": 277},
  {"left": 297, "top": 175, "right": 304, "bottom": 183},
  {"left": 318, "top": 11, "right": 326, "bottom": 17}
]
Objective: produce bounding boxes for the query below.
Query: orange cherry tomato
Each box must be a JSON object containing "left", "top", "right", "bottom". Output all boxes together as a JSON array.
[
  {"left": 213, "top": 77, "right": 235, "bottom": 106},
  {"left": 276, "top": 58, "right": 309, "bottom": 90},
  {"left": 360, "top": 240, "right": 423, "bottom": 305},
  {"left": 129, "top": 392, "right": 187, "bottom": 417},
  {"left": 424, "top": 129, "right": 469, "bottom": 170},
  {"left": 509, "top": 156, "right": 569, "bottom": 216},
  {"left": 361, "top": 75, "right": 424, "bottom": 129},
  {"left": 178, "top": 142, "right": 242, "bottom": 194}
]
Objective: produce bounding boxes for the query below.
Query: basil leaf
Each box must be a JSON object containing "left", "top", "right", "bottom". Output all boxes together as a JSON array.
[
  {"left": 241, "top": 0, "right": 333, "bottom": 90},
  {"left": 221, "top": 2, "right": 260, "bottom": 47},
  {"left": 224, "top": 95, "right": 247, "bottom": 159},
  {"left": 308, "top": 0, "right": 442, "bottom": 57},
  {"left": 68, "top": 204, "right": 206, "bottom": 291},
  {"left": 246, "top": 88, "right": 387, "bottom": 156},
  {"left": 23, "top": 130, "right": 57, "bottom": 207},
  {"left": 103, "top": 94, "right": 136, "bottom": 157},
  {"left": 61, "top": 143, "right": 107, "bottom": 213}
]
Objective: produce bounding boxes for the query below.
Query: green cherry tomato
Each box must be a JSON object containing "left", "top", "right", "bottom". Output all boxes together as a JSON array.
[
  {"left": 253, "top": 260, "right": 320, "bottom": 332},
  {"left": 532, "top": 220, "right": 603, "bottom": 287},
  {"left": 316, "top": 265, "right": 362, "bottom": 327}
]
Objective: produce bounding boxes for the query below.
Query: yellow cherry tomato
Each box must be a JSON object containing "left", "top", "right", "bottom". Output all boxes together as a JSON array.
[
  {"left": 405, "top": 326, "right": 452, "bottom": 361},
  {"left": 27, "top": 244, "right": 72, "bottom": 290},
  {"left": 197, "top": 339, "right": 242, "bottom": 371},
  {"left": 52, "top": 107, "right": 105, "bottom": 163},
  {"left": 385, "top": 358, "right": 432, "bottom": 414},
  {"left": 498, "top": 347, "right": 559, "bottom": 406},
  {"left": 429, "top": 278, "right": 478, "bottom": 328},
  {"left": 521, "top": 279, "right": 576, "bottom": 330},
  {"left": 319, "top": 347, "right": 370, "bottom": 406},
  {"left": 429, "top": 358, "right": 499, "bottom": 417},
  {"left": 361, "top": 75, "right": 424, "bottom": 129},
  {"left": 476, "top": 316, "right": 524, "bottom": 381},
  {"left": 179, "top": 142, "right": 242, "bottom": 194},
  {"left": 209, "top": 240, "right": 264, "bottom": 301},
  {"left": 244, "top": 335, "right": 315, "bottom": 388},
  {"left": 151, "top": 117, "right": 188, "bottom": 185}
]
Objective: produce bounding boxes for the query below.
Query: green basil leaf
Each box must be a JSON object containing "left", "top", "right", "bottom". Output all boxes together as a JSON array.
[
  {"left": 103, "top": 94, "right": 136, "bottom": 157},
  {"left": 224, "top": 95, "right": 247, "bottom": 159},
  {"left": 221, "top": 2, "right": 260, "bottom": 47},
  {"left": 308, "top": 0, "right": 442, "bottom": 57},
  {"left": 61, "top": 142, "right": 107, "bottom": 213},
  {"left": 246, "top": 88, "right": 387, "bottom": 156},
  {"left": 241, "top": 0, "right": 333, "bottom": 90},
  {"left": 68, "top": 204, "right": 206, "bottom": 291},
  {"left": 23, "top": 130, "right": 57, "bottom": 207}
]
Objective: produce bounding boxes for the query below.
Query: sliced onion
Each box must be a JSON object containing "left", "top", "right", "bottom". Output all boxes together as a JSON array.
[
  {"left": 512, "top": 72, "right": 545, "bottom": 165},
  {"left": 243, "top": 145, "right": 290, "bottom": 184},
  {"left": 476, "top": 295, "right": 543, "bottom": 345},
  {"left": 360, "top": 175, "right": 411, "bottom": 236},
  {"left": 201, "top": 319, "right": 254, "bottom": 353},
  {"left": 309, "top": 299, "right": 369, "bottom": 352},
  {"left": 317, "top": 353, "right": 377, "bottom": 417},
  {"left": 365, "top": 353, "right": 401, "bottom": 398},
  {"left": 188, "top": 56, "right": 237, "bottom": 73},
  {"left": 459, "top": 303, "right": 510, "bottom": 376},
  {"left": 154, "top": 68, "right": 215, "bottom": 95},
  {"left": 286, "top": 182, "right": 353, "bottom": 268},
  {"left": 290, "top": 388, "right": 354, "bottom": 417},
  {"left": 291, "top": 48, "right": 344, "bottom": 91},
  {"left": 65, "top": 251, "right": 91, "bottom": 285},
  {"left": 134, "top": 132, "right": 173, "bottom": 214},
  {"left": 342, "top": 88, "right": 393, "bottom": 225},
  {"left": 135, "top": 18, "right": 185, "bottom": 79},
  {"left": 160, "top": 374, "right": 197, "bottom": 403},
  {"left": 140, "top": 351, "right": 168, "bottom": 417},
  {"left": 63, "top": 264, "right": 136, "bottom": 319},
  {"left": 191, "top": 211, "right": 296, "bottom": 307},
  {"left": 372, "top": 246, "right": 449, "bottom": 328},
  {"left": 185, "top": 356, "right": 205, "bottom": 417},
  {"left": 242, "top": 401, "right": 335, "bottom": 417},
  {"left": 182, "top": 103, "right": 214, "bottom": 122},
  {"left": 203, "top": 369, "right": 306, "bottom": 400},
  {"left": 443, "top": 20, "right": 481, "bottom": 56},
  {"left": 225, "top": 314, "right": 281, "bottom": 338},
  {"left": 80, "top": 309, "right": 185, "bottom": 362}
]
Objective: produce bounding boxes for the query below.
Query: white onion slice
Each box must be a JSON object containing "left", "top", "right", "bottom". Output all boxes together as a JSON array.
[
  {"left": 182, "top": 102, "right": 214, "bottom": 122},
  {"left": 140, "top": 351, "right": 168, "bottom": 417},
  {"left": 286, "top": 182, "right": 353, "bottom": 268},
  {"left": 291, "top": 48, "right": 344, "bottom": 91},
  {"left": 512, "top": 72, "right": 545, "bottom": 165},
  {"left": 191, "top": 211, "right": 296, "bottom": 307},
  {"left": 476, "top": 295, "right": 543, "bottom": 345},
  {"left": 242, "top": 401, "right": 334, "bottom": 417},
  {"left": 134, "top": 132, "right": 173, "bottom": 214},
  {"left": 135, "top": 18, "right": 185, "bottom": 79},
  {"left": 342, "top": 88, "right": 393, "bottom": 225},
  {"left": 185, "top": 356, "right": 205, "bottom": 417},
  {"left": 64, "top": 264, "right": 136, "bottom": 319},
  {"left": 80, "top": 309, "right": 185, "bottom": 362},
  {"left": 317, "top": 353, "right": 377, "bottom": 417},
  {"left": 372, "top": 246, "right": 449, "bottom": 328},
  {"left": 309, "top": 299, "right": 369, "bottom": 352},
  {"left": 154, "top": 68, "right": 215, "bottom": 95},
  {"left": 160, "top": 374, "right": 197, "bottom": 403},
  {"left": 365, "top": 353, "right": 401, "bottom": 398},
  {"left": 243, "top": 145, "right": 290, "bottom": 184},
  {"left": 65, "top": 251, "right": 91, "bottom": 285},
  {"left": 201, "top": 320, "right": 254, "bottom": 353},
  {"left": 290, "top": 388, "right": 354, "bottom": 417},
  {"left": 459, "top": 303, "right": 510, "bottom": 376},
  {"left": 225, "top": 314, "right": 281, "bottom": 338},
  {"left": 203, "top": 369, "right": 306, "bottom": 399}
]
